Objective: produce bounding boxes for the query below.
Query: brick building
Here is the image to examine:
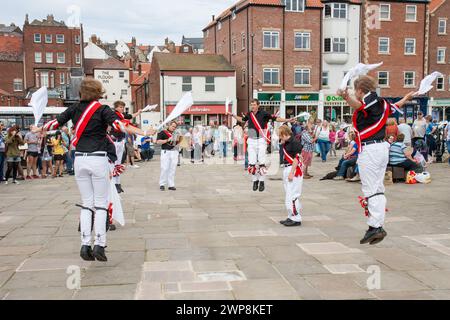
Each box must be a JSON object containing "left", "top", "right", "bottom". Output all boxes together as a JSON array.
[
  {"left": 428, "top": 0, "right": 450, "bottom": 120},
  {"left": 361, "top": 0, "right": 430, "bottom": 120},
  {"left": 0, "top": 24, "right": 25, "bottom": 105},
  {"left": 22, "top": 14, "right": 84, "bottom": 99},
  {"left": 203, "top": 0, "right": 323, "bottom": 117}
]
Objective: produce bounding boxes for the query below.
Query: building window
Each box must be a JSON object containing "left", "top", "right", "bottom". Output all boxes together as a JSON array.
[
  {"left": 119, "top": 71, "right": 125, "bottom": 78},
  {"left": 121, "top": 89, "right": 127, "bottom": 96},
  {"left": 183, "top": 46, "right": 189, "bottom": 53},
  {"left": 285, "top": 0, "right": 305, "bottom": 12},
  {"left": 205, "top": 76, "right": 215, "bottom": 92},
  {"left": 378, "top": 71, "right": 389, "bottom": 87},
  {"left": 34, "top": 33, "right": 41, "bottom": 43},
  {"left": 405, "top": 5, "right": 417, "bottom": 22},
  {"left": 294, "top": 32, "right": 310, "bottom": 50},
  {"left": 35, "top": 52, "right": 42, "bottom": 63},
  {"left": 263, "top": 68, "right": 280, "bottom": 85},
  {"left": 13, "top": 79, "right": 23, "bottom": 91},
  {"left": 295, "top": 68, "right": 310, "bottom": 86},
  {"left": 57, "top": 52, "right": 65, "bottom": 64},
  {"left": 322, "top": 71, "right": 329, "bottom": 87},
  {"left": 182, "top": 76, "right": 192, "bottom": 91},
  {"left": 232, "top": 39, "right": 237, "bottom": 54},
  {"left": 438, "top": 19, "right": 447, "bottom": 34},
  {"left": 404, "top": 72, "right": 415, "bottom": 87},
  {"left": 436, "top": 77, "right": 444, "bottom": 91},
  {"left": 75, "top": 35, "right": 81, "bottom": 44},
  {"left": 242, "top": 69, "right": 246, "bottom": 86},
  {"left": 241, "top": 33, "right": 246, "bottom": 50},
  {"left": 56, "top": 34, "right": 65, "bottom": 44},
  {"left": 263, "top": 31, "right": 280, "bottom": 49},
  {"left": 60, "top": 73, "right": 65, "bottom": 85},
  {"left": 378, "top": 37, "right": 390, "bottom": 54},
  {"left": 40, "top": 71, "right": 49, "bottom": 87},
  {"left": 437, "top": 48, "right": 446, "bottom": 63},
  {"left": 324, "top": 38, "right": 331, "bottom": 52},
  {"left": 45, "top": 52, "right": 53, "bottom": 63},
  {"left": 75, "top": 53, "right": 81, "bottom": 64},
  {"left": 324, "top": 3, "right": 347, "bottom": 19},
  {"left": 45, "top": 34, "right": 52, "bottom": 43},
  {"left": 379, "top": 4, "right": 391, "bottom": 20},
  {"left": 333, "top": 38, "right": 346, "bottom": 53},
  {"left": 404, "top": 38, "right": 416, "bottom": 55}
]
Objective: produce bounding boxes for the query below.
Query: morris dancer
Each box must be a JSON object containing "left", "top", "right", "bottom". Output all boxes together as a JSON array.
[
  {"left": 338, "top": 76, "right": 414, "bottom": 245},
  {"left": 110, "top": 101, "right": 142, "bottom": 193},
  {"left": 157, "top": 121, "right": 180, "bottom": 191},
  {"left": 228, "top": 99, "right": 292, "bottom": 192},
  {"left": 278, "top": 125, "right": 303, "bottom": 227},
  {"left": 32, "top": 79, "right": 153, "bottom": 262}
]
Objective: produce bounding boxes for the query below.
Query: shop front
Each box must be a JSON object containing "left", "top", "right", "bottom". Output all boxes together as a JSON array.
[
  {"left": 384, "top": 96, "right": 429, "bottom": 124},
  {"left": 257, "top": 92, "right": 319, "bottom": 118},
  {"left": 165, "top": 104, "right": 230, "bottom": 126},
  {"left": 324, "top": 94, "right": 352, "bottom": 123},
  {"left": 428, "top": 98, "right": 450, "bottom": 121}
]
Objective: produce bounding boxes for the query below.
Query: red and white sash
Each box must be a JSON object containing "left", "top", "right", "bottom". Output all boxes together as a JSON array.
[
  {"left": 352, "top": 100, "right": 391, "bottom": 153},
  {"left": 72, "top": 101, "right": 103, "bottom": 147},
  {"left": 249, "top": 112, "right": 270, "bottom": 143},
  {"left": 283, "top": 147, "right": 303, "bottom": 178},
  {"left": 163, "top": 130, "right": 173, "bottom": 139}
]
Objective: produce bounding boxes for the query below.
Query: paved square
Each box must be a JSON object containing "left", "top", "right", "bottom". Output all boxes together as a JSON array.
[{"left": 0, "top": 155, "right": 449, "bottom": 300}]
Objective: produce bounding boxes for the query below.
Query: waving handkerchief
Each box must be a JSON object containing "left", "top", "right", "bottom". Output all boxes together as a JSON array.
[
  {"left": 416, "top": 71, "right": 444, "bottom": 95},
  {"left": 340, "top": 62, "right": 384, "bottom": 90},
  {"left": 157, "top": 92, "right": 194, "bottom": 130},
  {"left": 142, "top": 104, "right": 158, "bottom": 112},
  {"left": 28, "top": 86, "right": 48, "bottom": 126}
]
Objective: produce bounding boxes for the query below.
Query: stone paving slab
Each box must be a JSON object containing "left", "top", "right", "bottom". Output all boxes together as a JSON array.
[{"left": 0, "top": 155, "right": 449, "bottom": 299}]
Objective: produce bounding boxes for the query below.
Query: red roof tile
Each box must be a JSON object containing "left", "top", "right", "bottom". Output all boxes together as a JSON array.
[
  {"left": 430, "top": 0, "right": 446, "bottom": 12},
  {"left": 94, "top": 57, "right": 128, "bottom": 70}
]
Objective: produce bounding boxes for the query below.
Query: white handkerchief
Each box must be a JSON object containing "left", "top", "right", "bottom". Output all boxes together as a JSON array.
[
  {"left": 28, "top": 86, "right": 48, "bottom": 126},
  {"left": 417, "top": 71, "right": 444, "bottom": 95},
  {"left": 340, "top": 62, "right": 383, "bottom": 90},
  {"left": 225, "top": 97, "right": 231, "bottom": 114},
  {"left": 157, "top": 92, "right": 194, "bottom": 130},
  {"left": 142, "top": 104, "right": 158, "bottom": 112}
]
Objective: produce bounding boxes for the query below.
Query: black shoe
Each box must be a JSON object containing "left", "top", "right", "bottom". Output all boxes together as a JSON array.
[
  {"left": 115, "top": 184, "right": 122, "bottom": 193},
  {"left": 168, "top": 187, "right": 176, "bottom": 191},
  {"left": 283, "top": 219, "right": 302, "bottom": 227},
  {"left": 109, "top": 224, "right": 116, "bottom": 231},
  {"left": 259, "top": 181, "right": 265, "bottom": 192},
  {"left": 279, "top": 219, "right": 290, "bottom": 225},
  {"left": 80, "top": 245, "right": 95, "bottom": 261},
  {"left": 93, "top": 245, "right": 108, "bottom": 262},
  {"left": 160, "top": 186, "right": 165, "bottom": 191},
  {"left": 117, "top": 184, "right": 124, "bottom": 193},
  {"left": 360, "top": 227, "right": 386, "bottom": 245},
  {"left": 253, "top": 181, "right": 259, "bottom": 191},
  {"left": 369, "top": 228, "right": 387, "bottom": 245}
]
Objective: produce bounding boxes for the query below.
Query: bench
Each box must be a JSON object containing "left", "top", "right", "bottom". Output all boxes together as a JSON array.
[{"left": 386, "top": 166, "right": 407, "bottom": 182}]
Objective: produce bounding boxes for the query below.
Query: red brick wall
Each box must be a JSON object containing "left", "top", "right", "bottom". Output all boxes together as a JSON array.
[
  {"left": 363, "top": 1, "right": 428, "bottom": 97},
  {"left": 23, "top": 24, "right": 82, "bottom": 90},
  {"left": 428, "top": 0, "right": 450, "bottom": 98},
  {"left": 149, "top": 60, "right": 161, "bottom": 112},
  {"left": 0, "top": 60, "right": 24, "bottom": 95}
]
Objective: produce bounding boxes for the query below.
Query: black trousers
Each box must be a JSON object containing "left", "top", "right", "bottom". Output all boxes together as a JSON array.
[
  {"left": 5, "top": 161, "right": 19, "bottom": 180},
  {"left": 392, "top": 159, "right": 423, "bottom": 173}
]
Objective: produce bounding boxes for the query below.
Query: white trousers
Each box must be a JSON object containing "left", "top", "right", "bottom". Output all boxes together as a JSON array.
[
  {"left": 113, "top": 140, "right": 125, "bottom": 184},
  {"left": 283, "top": 167, "right": 303, "bottom": 222},
  {"left": 248, "top": 137, "right": 267, "bottom": 182},
  {"left": 75, "top": 154, "right": 110, "bottom": 247},
  {"left": 159, "top": 149, "right": 178, "bottom": 188},
  {"left": 357, "top": 142, "right": 389, "bottom": 228}
]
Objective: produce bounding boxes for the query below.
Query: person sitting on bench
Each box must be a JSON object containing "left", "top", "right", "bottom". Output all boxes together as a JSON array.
[
  {"left": 389, "top": 133, "right": 423, "bottom": 173},
  {"left": 333, "top": 131, "right": 359, "bottom": 181}
]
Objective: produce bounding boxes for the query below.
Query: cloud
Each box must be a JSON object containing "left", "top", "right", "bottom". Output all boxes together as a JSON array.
[{"left": 0, "top": 0, "right": 235, "bottom": 44}]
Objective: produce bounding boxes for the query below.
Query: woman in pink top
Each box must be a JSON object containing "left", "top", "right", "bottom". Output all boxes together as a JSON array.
[
  {"left": 329, "top": 125, "right": 337, "bottom": 157},
  {"left": 337, "top": 128, "right": 346, "bottom": 150}
]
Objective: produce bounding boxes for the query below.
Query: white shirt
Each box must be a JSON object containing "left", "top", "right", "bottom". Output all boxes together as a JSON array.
[
  {"left": 218, "top": 125, "right": 229, "bottom": 142},
  {"left": 446, "top": 123, "right": 450, "bottom": 141},
  {"left": 412, "top": 119, "right": 427, "bottom": 138},
  {"left": 398, "top": 123, "right": 412, "bottom": 145}
]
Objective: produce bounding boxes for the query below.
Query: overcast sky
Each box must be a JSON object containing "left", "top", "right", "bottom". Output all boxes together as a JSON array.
[{"left": 0, "top": 0, "right": 235, "bottom": 45}]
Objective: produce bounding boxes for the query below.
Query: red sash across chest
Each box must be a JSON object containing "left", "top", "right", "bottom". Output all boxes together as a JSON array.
[
  {"left": 283, "top": 147, "right": 303, "bottom": 177},
  {"left": 163, "top": 130, "right": 173, "bottom": 139},
  {"left": 72, "top": 101, "right": 103, "bottom": 147},
  {"left": 249, "top": 112, "right": 270, "bottom": 143},
  {"left": 352, "top": 100, "right": 391, "bottom": 152}
]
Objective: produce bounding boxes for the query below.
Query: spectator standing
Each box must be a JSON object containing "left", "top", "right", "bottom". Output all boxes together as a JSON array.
[
  {"left": 40, "top": 133, "right": 53, "bottom": 178},
  {"left": 412, "top": 111, "right": 427, "bottom": 146},
  {"left": 336, "top": 127, "right": 346, "bottom": 150},
  {"left": 51, "top": 131, "right": 65, "bottom": 177},
  {"left": 301, "top": 120, "right": 315, "bottom": 179},
  {"left": 398, "top": 118, "right": 413, "bottom": 146},
  {"left": 233, "top": 123, "right": 244, "bottom": 161},
  {"left": 329, "top": 125, "right": 337, "bottom": 158},
  {"left": 4, "top": 127, "right": 24, "bottom": 184},
  {"left": 425, "top": 116, "right": 437, "bottom": 158},
  {"left": 61, "top": 127, "right": 73, "bottom": 175},
  {"left": 218, "top": 121, "right": 229, "bottom": 158},
  {"left": 0, "top": 122, "right": 6, "bottom": 182},
  {"left": 316, "top": 120, "right": 331, "bottom": 162},
  {"left": 24, "top": 126, "right": 41, "bottom": 179},
  {"left": 445, "top": 122, "right": 450, "bottom": 166}
]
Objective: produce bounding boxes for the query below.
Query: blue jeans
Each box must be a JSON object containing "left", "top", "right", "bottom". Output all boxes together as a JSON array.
[
  {"left": 447, "top": 141, "right": 450, "bottom": 164},
  {"left": 0, "top": 152, "right": 5, "bottom": 181},
  {"left": 318, "top": 140, "right": 331, "bottom": 161},
  {"left": 65, "top": 152, "right": 73, "bottom": 172},
  {"left": 337, "top": 157, "right": 357, "bottom": 177},
  {"left": 222, "top": 142, "right": 227, "bottom": 157}
]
